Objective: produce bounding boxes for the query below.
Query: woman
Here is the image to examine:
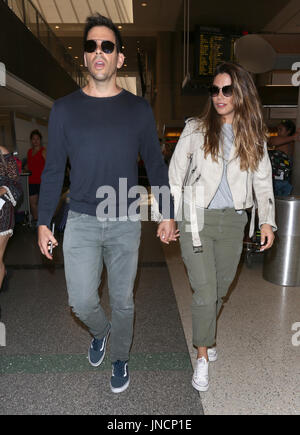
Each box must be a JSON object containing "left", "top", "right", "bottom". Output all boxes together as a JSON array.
[
  {"left": 268, "top": 120, "right": 300, "bottom": 196},
  {"left": 0, "top": 146, "right": 22, "bottom": 293},
  {"left": 26, "top": 130, "right": 46, "bottom": 222},
  {"left": 169, "top": 62, "right": 276, "bottom": 392},
  {"left": 268, "top": 119, "right": 299, "bottom": 158}
]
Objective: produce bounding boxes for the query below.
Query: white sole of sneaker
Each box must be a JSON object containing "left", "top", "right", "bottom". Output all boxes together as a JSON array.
[
  {"left": 208, "top": 354, "right": 217, "bottom": 362},
  {"left": 207, "top": 348, "right": 218, "bottom": 362},
  {"left": 88, "top": 330, "right": 110, "bottom": 367},
  {"left": 111, "top": 377, "right": 130, "bottom": 394},
  {"left": 192, "top": 379, "right": 209, "bottom": 392}
]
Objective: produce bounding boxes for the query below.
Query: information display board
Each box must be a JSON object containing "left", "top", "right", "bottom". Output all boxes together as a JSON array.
[{"left": 195, "top": 28, "right": 241, "bottom": 77}]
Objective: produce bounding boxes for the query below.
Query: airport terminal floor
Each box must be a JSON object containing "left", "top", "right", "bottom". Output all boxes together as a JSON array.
[{"left": 0, "top": 220, "right": 299, "bottom": 415}]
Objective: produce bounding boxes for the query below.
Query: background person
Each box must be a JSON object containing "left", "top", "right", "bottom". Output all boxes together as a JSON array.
[
  {"left": 268, "top": 120, "right": 300, "bottom": 196},
  {"left": 268, "top": 119, "right": 300, "bottom": 158},
  {"left": 26, "top": 130, "right": 46, "bottom": 222},
  {"left": 0, "top": 146, "right": 22, "bottom": 293},
  {"left": 169, "top": 62, "right": 276, "bottom": 393}
]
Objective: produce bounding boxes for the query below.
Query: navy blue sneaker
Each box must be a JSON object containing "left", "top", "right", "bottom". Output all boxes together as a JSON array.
[
  {"left": 110, "top": 360, "right": 130, "bottom": 393},
  {"left": 88, "top": 326, "right": 110, "bottom": 367}
]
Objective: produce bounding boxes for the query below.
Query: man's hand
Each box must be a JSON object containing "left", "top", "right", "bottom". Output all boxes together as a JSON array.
[
  {"left": 157, "top": 219, "right": 179, "bottom": 244},
  {"left": 260, "top": 224, "right": 275, "bottom": 251},
  {"left": 38, "top": 225, "right": 58, "bottom": 260}
]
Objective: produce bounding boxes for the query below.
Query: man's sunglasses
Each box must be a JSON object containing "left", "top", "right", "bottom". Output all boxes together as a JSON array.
[
  {"left": 209, "top": 85, "right": 233, "bottom": 97},
  {"left": 84, "top": 40, "right": 116, "bottom": 54}
]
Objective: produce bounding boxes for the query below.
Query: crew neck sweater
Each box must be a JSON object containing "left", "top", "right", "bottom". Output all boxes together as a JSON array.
[{"left": 38, "top": 89, "right": 173, "bottom": 227}]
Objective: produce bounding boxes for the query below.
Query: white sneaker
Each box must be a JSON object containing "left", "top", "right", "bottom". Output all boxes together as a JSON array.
[
  {"left": 207, "top": 347, "right": 218, "bottom": 362},
  {"left": 192, "top": 357, "right": 209, "bottom": 392}
]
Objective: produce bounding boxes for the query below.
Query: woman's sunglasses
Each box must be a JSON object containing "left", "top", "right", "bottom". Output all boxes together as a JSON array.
[
  {"left": 84, "top": 40, "right": 116, "bottom": 54},
  {"left": 209, "top": 85, "right": 233, "bottom": 97}
]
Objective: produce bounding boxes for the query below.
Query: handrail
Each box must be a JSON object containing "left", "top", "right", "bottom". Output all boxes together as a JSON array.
[{"left": 3, "top": 0, "right": 85, "bottom": 87}]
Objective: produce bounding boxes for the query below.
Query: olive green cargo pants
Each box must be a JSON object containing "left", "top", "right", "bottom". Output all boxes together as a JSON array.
[{"left": 179, "top": 208, "right": 248, "bottom": 347}]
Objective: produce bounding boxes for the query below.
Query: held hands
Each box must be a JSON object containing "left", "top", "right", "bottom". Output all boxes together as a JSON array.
[
  {"left": 157, "top": 219, "right": 180, "bottom": 245},
  {"left": 260, "top": 224, "right": 275, "bottom": 251},
  {"left": 38, "top": 225, "right": 58, "bottom": 260}
]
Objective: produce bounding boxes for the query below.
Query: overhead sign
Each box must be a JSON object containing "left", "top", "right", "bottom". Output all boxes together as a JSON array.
[{"left": 195, "top": 29, "right": 240, "bottom": 77}]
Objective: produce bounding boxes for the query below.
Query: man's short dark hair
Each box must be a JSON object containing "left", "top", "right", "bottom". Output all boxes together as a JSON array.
[{"left": 84, "top": 13, "right": 123, "bottom": 53}]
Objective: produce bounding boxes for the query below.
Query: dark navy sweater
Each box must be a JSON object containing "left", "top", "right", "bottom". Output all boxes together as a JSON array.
[{"left": 38, "top": 89, "right": 173, "bottom": 227}]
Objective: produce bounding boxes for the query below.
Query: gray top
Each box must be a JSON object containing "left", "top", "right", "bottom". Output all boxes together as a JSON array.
[{"left": 208, "top": 123, "right": 235, "bottom": 210}]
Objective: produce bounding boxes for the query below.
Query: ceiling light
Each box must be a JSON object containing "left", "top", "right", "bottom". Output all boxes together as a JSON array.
[
  {"left": 55, "top": 25, "right": 60, "bottom": 29},
  {"left": 74, "top": 56, "right": 79, "bottom": 59},
  {"left": 118, "top": 25, "right": 122, "bottom": 30},
  {"left": 68, "top": 46, "right": 72, "bottom": 50},
  {"left": 141, "top": 2, "right": 148, "bottom": 6},
  {"left": 265, "top": 84, "right": 293, "bottom": 87}
]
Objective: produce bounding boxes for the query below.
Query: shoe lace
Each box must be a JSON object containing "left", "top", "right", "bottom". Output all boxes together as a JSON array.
[
  {"left": 195, "top": 358, "right": 208, "bottom": 377},
  {"left": 113, "top": 360, "right": 127, "bottom": 378},
  {"left": 92, "top": 337, "right": 102, "bottom": 351}
]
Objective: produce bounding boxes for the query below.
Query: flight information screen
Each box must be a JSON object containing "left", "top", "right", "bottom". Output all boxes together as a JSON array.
[{"left": 195, "top": 29, "right": 241, "bottom": 77}]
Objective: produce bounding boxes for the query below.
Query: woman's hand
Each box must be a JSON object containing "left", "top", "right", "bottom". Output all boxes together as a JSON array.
[
  {"left": 260, "top": 224, "right": 275, "bottom": 251},
  {"left": 0, "top": 186, "right": 7, "bottom": 196},
  {"left": 157, "top": 219, "right": 180, "bottom": 244}
]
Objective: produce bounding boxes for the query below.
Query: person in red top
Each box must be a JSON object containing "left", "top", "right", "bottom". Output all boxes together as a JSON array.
[{"left": 26, "top": 130, "right": 46, "bottom": 221}]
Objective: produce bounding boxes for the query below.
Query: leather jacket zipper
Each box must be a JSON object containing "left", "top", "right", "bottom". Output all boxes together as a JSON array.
[
  {"left": 182, "top": 154, "right": 193, "bottom": 192},
  {"left": 207, "top": 159, "right": 224, "bottom": 206}
]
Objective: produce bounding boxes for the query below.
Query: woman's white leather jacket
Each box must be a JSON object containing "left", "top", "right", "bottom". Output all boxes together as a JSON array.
[{"left": 168, "top": 118, "right": 277, "bottom": 252}]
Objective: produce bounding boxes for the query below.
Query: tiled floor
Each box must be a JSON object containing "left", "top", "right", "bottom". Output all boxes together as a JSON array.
[
  {"left": 1, "top": 220, "right": 299, "bottom": 415},
  {"left": 163, "top": 242, "right": 300, "bottom": 415},
  {"left": 0, "top": 222, "right": 203, "bottom": 415}
]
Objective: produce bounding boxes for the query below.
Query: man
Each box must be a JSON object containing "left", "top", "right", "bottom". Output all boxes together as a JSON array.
[{"left": 38, "top": 13, "right": 176, "bottom": 393}]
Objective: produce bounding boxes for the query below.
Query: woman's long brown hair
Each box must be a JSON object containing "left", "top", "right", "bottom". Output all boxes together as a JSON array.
[
  {"left": 200, "top": 62, "right": 267, "bottom": 172},
  {"left": 0, "top": 148, "right": 5, "bottom": 166}
]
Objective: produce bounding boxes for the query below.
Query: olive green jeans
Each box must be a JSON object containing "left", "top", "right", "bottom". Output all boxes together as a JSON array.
[{"left": 179, "top": 208, "right": 247, "bottom": 347}]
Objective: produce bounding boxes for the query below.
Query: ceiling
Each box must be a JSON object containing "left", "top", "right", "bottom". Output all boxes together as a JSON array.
[
  {"left": 32, "top": 0, "right": 300, "bottom": 34},
  {"left": 0, "top": 86, "right": 50, "bottom": 120},
  {"left": 33, "top": 0, "right": 300, "bottom": 71},
  {"left": 188, "top": 0, "right": 300, "bottom": 33},
  {"left": 2, "top": 0, "right": 300, "bottom": 121},
  {"left": 31, "top": 0, "right": 134, "bottom": 24}
]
